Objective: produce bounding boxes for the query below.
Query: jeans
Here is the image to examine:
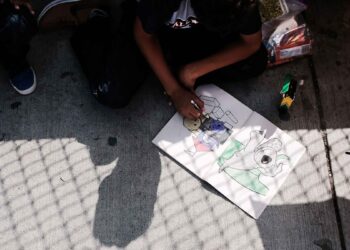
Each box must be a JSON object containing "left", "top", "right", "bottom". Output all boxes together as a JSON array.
[
  {"left": 71, "top": 1, "right": 147, "bottom": 108},
  {"left": 0, "top": 2, "right": 37, "bottom": 75}
]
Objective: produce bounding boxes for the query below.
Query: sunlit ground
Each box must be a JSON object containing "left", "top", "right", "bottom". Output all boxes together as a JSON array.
[{"left": 1, "top": 1, "right": 350, "bottom": 248}]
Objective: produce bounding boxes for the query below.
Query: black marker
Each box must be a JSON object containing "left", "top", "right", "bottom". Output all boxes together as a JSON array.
[{"left": 190, "top": 99, "right": 201, "bottom": 112}]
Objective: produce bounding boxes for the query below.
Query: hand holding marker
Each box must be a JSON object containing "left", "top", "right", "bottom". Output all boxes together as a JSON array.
[
  {"left": 191, "top": 99, "right": 201, "bottom": 111},
  {"left": 191, "top": 99, "right": 203, "bottom": 117}
]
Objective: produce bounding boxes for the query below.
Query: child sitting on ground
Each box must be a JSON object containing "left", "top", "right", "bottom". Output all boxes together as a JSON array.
[{"left": 134, "top": 0, "right": 268, "bottom": 119}]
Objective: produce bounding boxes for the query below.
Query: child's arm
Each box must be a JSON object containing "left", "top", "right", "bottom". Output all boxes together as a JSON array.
[
  {"left": 179, "top": 31, "right": 262, "bottom": 89},
  {"left": 134, "top": 17, "right": 204, "bottom": 119}
]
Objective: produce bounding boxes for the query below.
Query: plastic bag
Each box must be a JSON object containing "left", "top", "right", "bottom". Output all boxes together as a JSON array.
[
  {"left": 260, "top": 0, "right": 307, "bottom": 40},
  {"left": 264, "top": 15, "right": 313, "bottom": 67}
]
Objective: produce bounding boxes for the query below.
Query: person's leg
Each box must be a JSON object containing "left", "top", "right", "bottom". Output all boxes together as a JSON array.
[
  {"left": 38, "top": 0, "right": 126, "bottom": 30},
  {"left": 0, "top": 2, "right": 36, "bottom": 73},
  {"left": 0, "top": 2, "right": 37, "bottom": 94},
  {"left": 38, "top": 0, "right": 101, "bottom": 31},
  {"left": 71, "top": 13, "right": 111, "bottom": 95},
  {"left": 98, "top": 0, "right": 147, "bottom": 108},
  {"left": 71, "top": 1, "right": 147, "bottom": 108}
]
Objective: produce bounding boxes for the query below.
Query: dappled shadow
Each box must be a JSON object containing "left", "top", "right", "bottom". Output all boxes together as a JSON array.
[
  {"left": 0, "top": 30, "right": 168, "bottom": 249},
  {"left": 1, "top": 0, "right": 350, "bottom": 247},
  {"left": 257, "top": 198, "right": 347, "bottom": 250}
]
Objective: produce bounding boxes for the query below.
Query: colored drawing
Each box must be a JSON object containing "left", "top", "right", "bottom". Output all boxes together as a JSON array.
[
  {"left": 183, "top": 96, "right": 238, "bottom": 155},
  {"left": 218, "top": 130, "right": 290, "bottom": 196}
]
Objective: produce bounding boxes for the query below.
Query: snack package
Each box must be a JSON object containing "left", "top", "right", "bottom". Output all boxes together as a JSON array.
[{"left": 264, "top": 15, "right": 313, "bottom": 67}]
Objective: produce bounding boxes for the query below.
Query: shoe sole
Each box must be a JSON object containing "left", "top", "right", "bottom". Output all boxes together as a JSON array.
[
  {"left": 10, "top": 67, "right": 37, "bottom": 95},
  {"left": 38, "top": 0, "right": 80, "bottom": 24},
  {"left": 38, "top": 0, "right": 98, "bottom": 30}
]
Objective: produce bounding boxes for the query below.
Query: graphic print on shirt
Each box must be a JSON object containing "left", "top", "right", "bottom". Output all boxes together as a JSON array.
[{"left": 166, "top": 0, "right": 199, "bottom": 29}]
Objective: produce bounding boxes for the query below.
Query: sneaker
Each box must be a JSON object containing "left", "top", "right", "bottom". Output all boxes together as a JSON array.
[
  {"left": 10, "top": 67, "right": 37, "bottom": 95},
  {"left": 38, "top": 0, "right": 98, "bottom": 30}
]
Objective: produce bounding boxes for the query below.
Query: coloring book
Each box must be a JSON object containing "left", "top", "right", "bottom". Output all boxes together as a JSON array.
[{"left": 153, "top": 84, "right": 305, "bottom": 219}]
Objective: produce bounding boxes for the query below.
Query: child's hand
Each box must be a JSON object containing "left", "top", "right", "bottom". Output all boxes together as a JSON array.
[
  {"left": 10, "top": 0, "right": 35, "bottom": 15},
  {"left": 179, "top": 64, "right": 198, "bottom": 90},
  {"left": 169, "top": 86, "right": 204, "bottom": 120}
]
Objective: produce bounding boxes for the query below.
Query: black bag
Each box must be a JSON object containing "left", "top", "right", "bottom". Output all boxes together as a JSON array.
[{"left": 70, "top": 1, "right": 147, "bottom": 108}]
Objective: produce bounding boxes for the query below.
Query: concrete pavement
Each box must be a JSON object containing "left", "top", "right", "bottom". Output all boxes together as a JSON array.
[{"left": 0, "top": 1, "right": 349, "bottom": 249}]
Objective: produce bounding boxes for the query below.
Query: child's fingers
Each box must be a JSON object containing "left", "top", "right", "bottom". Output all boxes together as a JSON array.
[
  {"left": 188, "top": 111, "right": 199, "bottom": 120},
  {"left": 182, "top": 106, "right": 199, "bottom": 120},
  {"left": 189, "top": 104, "right": 201, "bottom": 119},
  {"left": 192, "top": 95, "right": 204, "bottom": 110}
]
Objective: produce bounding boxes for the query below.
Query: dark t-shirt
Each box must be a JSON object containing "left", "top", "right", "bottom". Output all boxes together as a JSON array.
[
  {"left": 137, "top": 0, "right": 262, "bottom": 65},
  {"left": 137, "top": 0, "right": 262, "bottom": 36}
]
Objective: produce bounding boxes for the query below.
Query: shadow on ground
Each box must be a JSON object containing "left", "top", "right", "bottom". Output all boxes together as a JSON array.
[
  {"left": 92, "top": 134, "right": 161, "bottom": 247},
  {"left": 1, "top": 0, "right": 350, "bottom": 246},
  {"left": 0, "top": 29, "right": 170, "bottom": 247}
]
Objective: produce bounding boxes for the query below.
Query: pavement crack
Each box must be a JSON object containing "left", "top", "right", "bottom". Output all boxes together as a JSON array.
[{"left": 308, "top": 56, "right": 347, "bottom": 250}]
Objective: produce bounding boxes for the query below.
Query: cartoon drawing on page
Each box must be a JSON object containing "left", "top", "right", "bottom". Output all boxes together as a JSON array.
[
  {"left": 217, "top": 129, "right": 290, "bottom": 196},
  {"left": 183, "top": 96, "right": 238, "bottom": 156}
]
